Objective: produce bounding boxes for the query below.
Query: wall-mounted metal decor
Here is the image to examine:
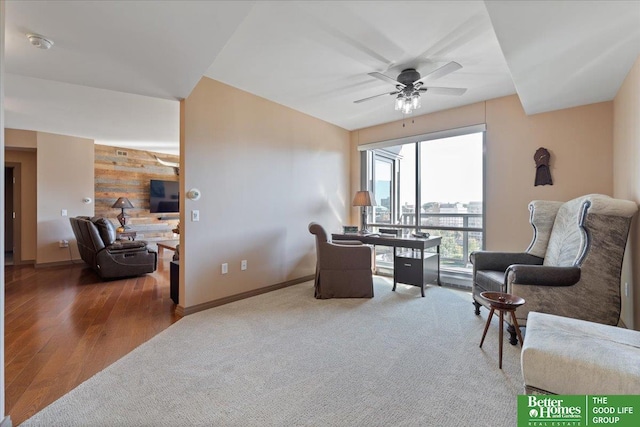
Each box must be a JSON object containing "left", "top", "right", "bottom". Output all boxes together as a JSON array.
[{"left": 534, "top": 147, "right": 553, "bottom": 186}]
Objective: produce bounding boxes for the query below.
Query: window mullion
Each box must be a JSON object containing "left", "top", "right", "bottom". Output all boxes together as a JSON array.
[{"left": 415, "top": 142, "right": 421, "bottom": 234}]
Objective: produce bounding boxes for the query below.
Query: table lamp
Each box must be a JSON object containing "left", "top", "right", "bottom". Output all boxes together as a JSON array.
[
  {"left": 352, "top": 190, "right": 376, "bottom": 233},
  {"left": 112, "top": 197, "right": 134, "bottom": 230}
]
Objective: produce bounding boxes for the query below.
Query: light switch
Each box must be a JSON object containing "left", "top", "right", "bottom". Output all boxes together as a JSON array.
[
  {"left": 61, "top": 209, "right": 68, "bottom": 217},
  {"left": 191, "top": 210, "right": 200, "bottom": 222}
]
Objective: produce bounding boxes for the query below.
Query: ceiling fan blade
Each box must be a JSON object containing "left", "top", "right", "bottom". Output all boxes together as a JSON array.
[
  {"left": 414, "top": 61, "right": 462, "bottom": 85},
  {"left": 368, "top": 72, "right": 405, "bottom": 88},
  {"left": 353, "top": 91, "right": 399, "bottom": 104},
  {"left": 422, "top": 86, "right": 467, "bottom": 96}
]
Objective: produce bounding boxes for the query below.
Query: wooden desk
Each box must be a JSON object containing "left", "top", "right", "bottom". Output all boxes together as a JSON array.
[{"left": 331, "top": 233, "right": 441, "bottom": 297}]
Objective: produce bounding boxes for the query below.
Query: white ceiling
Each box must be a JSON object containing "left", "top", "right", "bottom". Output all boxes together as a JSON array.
[
  {"left": 3, "top": 1, "right": 639, "bottom": 155},
  {"left": 485, "top": 0, "right": 640, "bottom": 114}
]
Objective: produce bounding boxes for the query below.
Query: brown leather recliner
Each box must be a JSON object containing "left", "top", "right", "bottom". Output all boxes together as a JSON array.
[
  {"left": 308, "top": 222, "right": 374, "bottom": 299},
  {"left": 69, "top": 216, "right": 157, "bottom": 279}
]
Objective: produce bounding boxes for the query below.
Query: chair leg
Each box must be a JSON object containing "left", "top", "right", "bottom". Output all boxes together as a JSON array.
[
  {"left": 507, "top": 324, "right": 518, "bottom": 345},
  {"left": 510, "top": 312, "right": 525, "bottom": 347},
  {"left": 473, "top": 300, "right": 481, "bottom": 315}
]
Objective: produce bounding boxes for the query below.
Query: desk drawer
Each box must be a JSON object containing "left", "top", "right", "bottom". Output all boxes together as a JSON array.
[
  {"left": 394, "top": 254, "right": 439, "bottom": 286},
  {"left": 395, "top": 256, "right": 423, "bottom": 285}
]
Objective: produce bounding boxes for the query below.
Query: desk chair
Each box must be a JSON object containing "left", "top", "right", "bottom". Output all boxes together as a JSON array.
[{"left": 308, "top": 222, "right": 374, "bottom": 299}]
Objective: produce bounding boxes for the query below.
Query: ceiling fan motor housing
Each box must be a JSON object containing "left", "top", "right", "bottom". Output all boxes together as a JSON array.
[{"left": 397, "top": 69, "right": 421, "bottom": 86}]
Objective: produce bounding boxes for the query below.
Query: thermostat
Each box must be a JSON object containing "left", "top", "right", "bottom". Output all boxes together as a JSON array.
[{"left": 187, "top": 188, "right": 201, "bottom": 201}]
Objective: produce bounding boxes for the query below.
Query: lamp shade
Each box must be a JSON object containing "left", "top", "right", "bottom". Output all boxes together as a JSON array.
[
  {"left": 112, "top": 197, "right": 134, "bottom": 209},
  {"left": 352, "top": 191, "right": 376, "bottom": 207}
]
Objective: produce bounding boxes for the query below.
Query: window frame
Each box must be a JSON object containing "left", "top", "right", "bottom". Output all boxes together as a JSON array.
[{"left": 360, "top": 127, "right": 487, "bottom": 279}]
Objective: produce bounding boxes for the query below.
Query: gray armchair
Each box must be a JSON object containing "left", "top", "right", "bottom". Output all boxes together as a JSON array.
[
  {"left": 308, "top": 222, "right": 374, "bottom": 299},
  {"left": 470, "top": 194, "right": 637, "bottom": 344}
]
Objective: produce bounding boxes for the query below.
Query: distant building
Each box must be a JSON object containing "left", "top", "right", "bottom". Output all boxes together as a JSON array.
[{"left": 468, "top": 201, "right": 483, "bottom": 213}]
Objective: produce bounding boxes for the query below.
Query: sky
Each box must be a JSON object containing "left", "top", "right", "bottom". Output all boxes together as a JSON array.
[{"left": 397, "top": 132, "right": 483, "bottom": 206}]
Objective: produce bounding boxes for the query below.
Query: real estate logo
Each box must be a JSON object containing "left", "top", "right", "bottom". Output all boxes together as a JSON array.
[
  {"left": 520, "top": 395, "right": 583, "bottom": 425},
  {"left": 517, "top": 395, "right": 640, "bottom": 427}
]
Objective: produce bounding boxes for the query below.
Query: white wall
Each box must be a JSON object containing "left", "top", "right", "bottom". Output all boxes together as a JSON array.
[
  {"left": 613, "top": 54, "right": 640, "bottom": 329},
  {"left": 181, "top": 77, "right": 351, "bottom": 310},
  {"left": 4, "top": 127, "right": 36, "bottom": 149},
  {"left": 36, "top": 132, "right": 94, "bottom": 264},
  {"left": 352, "top": 96, "right": 614, "bottom": 252},
  {"left": 352, "top": 94, "right": 634, "bottom": 325}
]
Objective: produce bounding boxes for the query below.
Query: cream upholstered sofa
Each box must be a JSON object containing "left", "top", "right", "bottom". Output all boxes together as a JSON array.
[
  {"left": 470, "top": 194, "right": 637, "bottom": 344},
  {"left": 521, "top": 312, "right": 640, "bottom": 395}
]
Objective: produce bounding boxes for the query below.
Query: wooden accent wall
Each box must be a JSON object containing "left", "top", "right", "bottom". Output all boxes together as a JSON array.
[{"left": 94, "top": 144, "right": 180, "bottom": 241}]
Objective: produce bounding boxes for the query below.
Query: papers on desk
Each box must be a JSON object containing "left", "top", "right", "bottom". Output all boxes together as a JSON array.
[{"left": 411, "top": 232, "right": 430, "bottom": 238}]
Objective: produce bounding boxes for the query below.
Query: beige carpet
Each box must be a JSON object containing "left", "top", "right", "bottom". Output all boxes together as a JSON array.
[{"left": 22, "top": 277, "right": 523, "bottom": 426}]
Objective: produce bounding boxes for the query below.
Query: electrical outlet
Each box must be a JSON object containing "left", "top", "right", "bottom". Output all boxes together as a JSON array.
[
  {"left": 59, "top": 240, "right": 69, "bottom": 248},
  {"left": 61, "top": 209, "right": 68, "bottom": 217},
  {"left": 241, "top": 260, "right": 247, "bottom": 271},
  {"left": 191, "top": 210, "right": 200, "bottom": 222},
  {"left": 221, "top": 263, "right": 228, "bottom": 274}
]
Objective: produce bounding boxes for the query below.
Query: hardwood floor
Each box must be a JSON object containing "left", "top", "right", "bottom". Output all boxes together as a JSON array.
[{"left": 4, "top": 255, "right": 180, "bottom": 425}]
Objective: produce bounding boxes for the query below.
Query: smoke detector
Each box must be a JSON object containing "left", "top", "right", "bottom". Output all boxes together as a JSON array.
[{"left": 26, "top": 34, "right": 54, "bottom": 50}]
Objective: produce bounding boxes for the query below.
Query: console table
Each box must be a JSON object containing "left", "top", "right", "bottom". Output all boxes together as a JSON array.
[
  {"left": 117, "top": 230, "right": 137, "bottom": 241},
  {"left": 170, "top": 261, "right": 179, "bottom": 304},
  {"left": 156, "top": 240, "right": 178, "bottom": 257},
  {"left": 331, "top": 233, "right": 441, "bottom": 297}
]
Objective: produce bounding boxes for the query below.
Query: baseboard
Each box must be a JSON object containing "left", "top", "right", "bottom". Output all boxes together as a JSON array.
[
  {"left": 35, "top": 259, "right": 86, "bottom": 268},
  {"left": 35, "top": 260, "right": 74, "bottom": 268},
  {"left": 178, "top": 275, "right": 315, "bottom": 317},
  {"left": 0, "top": 415, "right": 13, "bottom": 427}
]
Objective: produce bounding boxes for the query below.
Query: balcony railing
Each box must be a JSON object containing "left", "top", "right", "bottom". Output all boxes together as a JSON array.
[{"left": 369, "top": 211, "right": 483, "bottom": 273}]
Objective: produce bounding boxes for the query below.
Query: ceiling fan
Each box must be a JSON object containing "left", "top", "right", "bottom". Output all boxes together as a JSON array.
[{"left": 354, "top": 61, "right": 467, "bottom": 114}]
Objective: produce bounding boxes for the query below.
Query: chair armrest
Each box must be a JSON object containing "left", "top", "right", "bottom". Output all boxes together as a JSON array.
[
  {"left": 107, "top": 241, "right": 148, "bottom": 252},
  {"left": 506, "top": 265, "right": 581, "bottom": 287},
  {"left": 332, "top": 240, "right": 363, "bottom": 246},
  {"left": 470, "top": 251, "right": 543, "bottom": 271}
]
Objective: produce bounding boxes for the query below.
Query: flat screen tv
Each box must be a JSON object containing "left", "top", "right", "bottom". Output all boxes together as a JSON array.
[{"left": 149, "top": 179, "right": 179, "bottom": 213}]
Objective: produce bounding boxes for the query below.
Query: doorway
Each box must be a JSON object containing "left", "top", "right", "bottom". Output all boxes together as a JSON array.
[
  {"left": 4, "top": 164, "right": 21, "bottom": 266},
  {"left": 5, "top": 167, "right": 14, "bottom": 265}
]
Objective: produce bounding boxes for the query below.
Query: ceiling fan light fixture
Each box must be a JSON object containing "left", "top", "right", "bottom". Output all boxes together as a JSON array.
[
  {"left": 411, "top": 92, "right": 421, "bottom": 110},
  {"left": 355, "top": 61, "right": 465, "bottom": 114},
  {"left": 26, "top": 33, "right": 54, "bottom": 50},
  {"left": 402, "top": 100, "right": 413, "bottom": 115},
  {"left": 394, "top": 94, "right": 404, "bottom": 111}
]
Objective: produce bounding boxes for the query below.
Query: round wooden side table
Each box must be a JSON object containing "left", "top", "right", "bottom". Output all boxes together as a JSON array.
[{"left": 479, "top": 291, "right": 525, "bottom": 369}]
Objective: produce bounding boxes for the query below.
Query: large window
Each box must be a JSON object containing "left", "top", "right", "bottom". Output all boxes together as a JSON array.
[
  {"left": 362, "top": 129, "right": 484, "bottom": 283},
  {"left": 419, "top": 134, "right": 483, "bottom": 272},
  {"left": 373, "top": 156, "right": 393, "bottom": 224}
]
